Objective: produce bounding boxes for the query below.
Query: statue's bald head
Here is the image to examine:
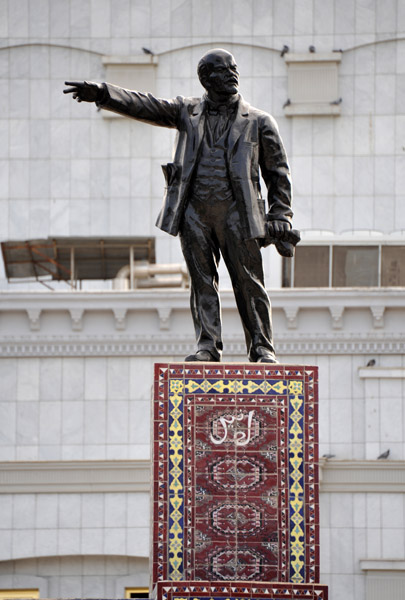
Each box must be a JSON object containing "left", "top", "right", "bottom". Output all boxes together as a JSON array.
[{"left": 197, "top": 48, "right": 239, "bottom": 94}]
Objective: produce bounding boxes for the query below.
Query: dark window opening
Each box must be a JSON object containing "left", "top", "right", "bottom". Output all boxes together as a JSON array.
[
  {"left": 283, "top": 244, "right": 405, "bottom": 288},
  {"left": 381, "top": 246, "right": 405, "bottom": 286},
  {"left": 332, "top": 246, "right": 378, "bottom": 287},
  {"left": 294, "top": 245, "right": 330, "bottom": 287},
  {"left": 125, "top": 588, "right": 149, "bottom": 599}
]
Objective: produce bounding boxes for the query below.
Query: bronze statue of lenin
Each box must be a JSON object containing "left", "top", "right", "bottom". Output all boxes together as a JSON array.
[{"left": 64, "top": 48, "right": 294, "bottom": 363}]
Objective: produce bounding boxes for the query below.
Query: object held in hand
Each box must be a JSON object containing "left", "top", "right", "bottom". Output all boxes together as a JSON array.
[{"left": 262, "top": 223, "right": 301, "bottom": 257}]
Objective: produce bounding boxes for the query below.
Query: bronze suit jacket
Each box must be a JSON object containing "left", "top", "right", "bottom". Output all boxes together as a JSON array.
[{"left": 99, "top": 84, "right": 293, "bottom": 241}]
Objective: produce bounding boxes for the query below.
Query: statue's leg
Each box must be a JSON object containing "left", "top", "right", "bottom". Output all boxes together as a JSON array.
[
  {"left": 179, "top": 198, "right": 223, "bottom": 361},
  {"left": 217, "top": 201, "right": 276, "bottom": 362}
]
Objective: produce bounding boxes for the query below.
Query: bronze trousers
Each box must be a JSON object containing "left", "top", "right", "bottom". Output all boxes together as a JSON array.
[{"left": 179, "top": 193, "right": 275, "bottom": 361}]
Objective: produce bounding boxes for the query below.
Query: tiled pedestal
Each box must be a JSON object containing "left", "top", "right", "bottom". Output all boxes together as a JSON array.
[
  {"left": 152, "top": 363, "right": 325, "bottom": 600},
  {"left": 155, "top": 581, "right": 328, "bottom": 600}
]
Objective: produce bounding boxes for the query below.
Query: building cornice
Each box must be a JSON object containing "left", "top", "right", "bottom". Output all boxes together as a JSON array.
[
  {"left": 0, "top": 332, "right": 404, "bottom": 358},
  {"left": 358, "top": 367, "right": 405, "bottom": 379},
  {"left": 319, "top": 459, "right": 405, "bottom": 493},
  {"left": 1, "top": 459, "right": 404, "bottom": 495},
  {"left": 0, "top": 289, "right": 403, "bottom": 357},
  {"left": 1, "top": 287, "right": 403, "bottom": 310},
  {"left": 0, "top": 460, "right": 150, "bottom": 494},
  {"left": 360, "top": 559, "right": 405, "bottom": 571}
]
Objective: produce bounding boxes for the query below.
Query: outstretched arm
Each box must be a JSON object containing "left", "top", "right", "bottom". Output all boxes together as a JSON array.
[{"left": 63, "top": 80, "right": 181, "bottom": 128}]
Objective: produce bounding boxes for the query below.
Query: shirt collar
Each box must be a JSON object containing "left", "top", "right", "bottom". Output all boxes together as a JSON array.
[{"left": 204, "top": 93, "right": 240, "bottom": 112}]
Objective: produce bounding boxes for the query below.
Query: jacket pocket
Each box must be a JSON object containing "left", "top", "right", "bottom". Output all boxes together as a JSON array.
[
  {"left": 161, "top": 163, "right": 180, "bottom": 186},
  {"left": 258, "top": 197, "right": 266, "bottom": 220}
]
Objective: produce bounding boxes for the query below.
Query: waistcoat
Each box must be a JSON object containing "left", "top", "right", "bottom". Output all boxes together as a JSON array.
[{"left": 191, "top": 120, "right": 233, "bottom": 202}]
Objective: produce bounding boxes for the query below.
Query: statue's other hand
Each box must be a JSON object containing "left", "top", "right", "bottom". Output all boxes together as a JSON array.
[
  {"left": 63, "top": 80, "right": 103, "bottom": 103},
  {"left": 266, "top": 220, "right": 291, "bottom": 241}
]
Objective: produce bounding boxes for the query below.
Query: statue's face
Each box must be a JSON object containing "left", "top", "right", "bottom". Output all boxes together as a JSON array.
[{"left": 202, "top": 51, "right": 239, "bottom": 96}]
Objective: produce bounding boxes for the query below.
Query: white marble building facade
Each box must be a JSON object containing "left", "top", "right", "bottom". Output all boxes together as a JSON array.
[{"left": 0, "top": 1, "right": 405, "bottom": 600}]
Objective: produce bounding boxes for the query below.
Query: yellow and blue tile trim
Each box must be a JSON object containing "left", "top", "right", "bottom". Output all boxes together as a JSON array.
[{"left": 155, "top": 364, "right": 319, "bottom": 587}]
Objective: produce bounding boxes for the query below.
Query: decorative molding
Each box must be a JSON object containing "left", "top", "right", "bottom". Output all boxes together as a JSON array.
[
  {"left": 69, "top": 308, "right": 84, "bottom": 331},
  {"left": 370, "top": 305, "right": 385, "bottom": 328},
  {"left": 0, "top": 333, "right": 404, "bottom": 358},
  {"left": 157, "top": 307, "right": 172, "bottom": 330},
  {"left": 1, "top": 288, "right": 404, "bottom": 312},
  {"left": 358, "top": 367, "right": 405, "bottom": 379},
  {"left": 284, "top": 103, "right": 341, "bottom": 117},
  {"left": 113, "top": 307, "right": 127, "bottom": 331},
  {"left": 360, "top": 560, "right": 405, "bottom": 571},
  {"left": 283, "top": 306, "right": 299, "bottom": 329},
  {"left": 102, "top": 54, "right": 158, "bottom": 66},
  {"left": 319, "top": 459, "right": 405, "bottom": 493},
  {"left": 0, "top": 289, "right": 404, "bottom": 357},
  {"left": 2, "top": 459, "right": 405, "bottom": 495},
  {"left": 285, "top": 52, "right": 343, "bottom": 63},
  {"left": 329, "top": 305, "right": 344, "bottom": 329},
  {"left": 271, "top": 335, "right": 405, "bottom": 356},
  {"left": 0, "top": 460, "right": 150, "bottom": 494},
  {"left": 26, "top": 308, "right": 41, "bottom": 331}
]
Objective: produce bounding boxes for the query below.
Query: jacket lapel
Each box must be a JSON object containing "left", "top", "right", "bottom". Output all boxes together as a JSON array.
[
  {"left": 190, "top": 99, "right": 206, "bottom": 154},
  {"left": 187, "top": 96, "right": 250, "bottom": 168},
  {"left": 227, "top": 95, "right": 250, "bottom": 159},
  {"left": 178, "top": 99, "right": 205, "bottom": 184}
]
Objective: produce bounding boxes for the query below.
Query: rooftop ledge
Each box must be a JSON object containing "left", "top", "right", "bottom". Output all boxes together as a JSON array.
[
  {"left": 284, "top": 52, "right": 343, "bottom": 63},
  {"left": 0, "top": 287, "right": 403, "bottom": 319},
  {"left": 0, "top": 287, "right": 404, "bottom": 302},
  {"left": 0, "top": 289, "right": 403, "bottom": 356},
  {"left": 2, "top": 459, "right": 405, "bottom": 495},
  {"left": 360, "top": 559, "right": 405, "bottom": 571}
]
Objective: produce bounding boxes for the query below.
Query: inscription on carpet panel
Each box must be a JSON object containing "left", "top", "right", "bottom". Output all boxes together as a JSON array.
[{"left": 152, "top": 364, "right": 319, "bottom": 588}]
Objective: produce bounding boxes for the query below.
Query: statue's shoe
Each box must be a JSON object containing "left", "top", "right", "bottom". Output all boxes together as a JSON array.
[
  {"left": 254, "top": 346, "right": 279, "bottom": 364},
  {"left": 257, "top": 355, "right": 279, "bottom": 363},
  {"left": 184, "top": 350, "right": 219, "bottom": 362}
]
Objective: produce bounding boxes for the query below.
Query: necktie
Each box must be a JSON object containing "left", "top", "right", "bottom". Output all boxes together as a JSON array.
[{"left": 208, "top": 105, "right": 230, "bottom": 141}]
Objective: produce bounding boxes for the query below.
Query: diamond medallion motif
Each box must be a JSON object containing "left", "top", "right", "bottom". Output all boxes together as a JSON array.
[{"left": 152, "top": 364, "right": 320, "bottom": 589}]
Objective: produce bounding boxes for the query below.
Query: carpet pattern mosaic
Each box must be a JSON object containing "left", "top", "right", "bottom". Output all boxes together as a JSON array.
[
  {"left": 152, "top": 364, "right": 319, "bottom": 589},
  {"left": 155, "top": 581, "right": 328, "bottom": 600}
]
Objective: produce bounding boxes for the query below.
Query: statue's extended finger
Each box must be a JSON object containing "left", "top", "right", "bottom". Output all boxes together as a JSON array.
[
  {"left": 63, "top": 87, "right": 77, "bottom": 94},
  {"left": 64, "top": 81, "right": 85, "bottom": 87}
]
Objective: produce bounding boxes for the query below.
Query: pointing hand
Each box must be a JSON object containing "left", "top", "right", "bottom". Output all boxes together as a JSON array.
[{"left": 63, "top": 80, "right": 104, "bottom": 103}]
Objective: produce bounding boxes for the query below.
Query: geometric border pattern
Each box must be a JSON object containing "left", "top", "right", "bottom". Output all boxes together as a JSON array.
[
  {"left": 154, "top": 580, "right": 328, "bottom": 600},
  {"left": 152, "top": 364, "right": 319, "bottom": 589},
  {"left": 288, "top": 380, "right": 304, "bottom": 583}
]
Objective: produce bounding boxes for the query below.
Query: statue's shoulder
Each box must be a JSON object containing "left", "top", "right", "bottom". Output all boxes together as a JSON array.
[
  {"left": 180, "top": 96, "right": 203, "bottom": 112},
  {"left": 238, "top": 97, "right": 275, "bottom": 122},
  {"left": 172, "top": 96, "right": 204, "bottom": 119},
  {"left": 247, "top": 103, "right": 274, "bottom": 121},
  {"left": 183, "top": 96, "right": 202, "bottom": 103},
  {"left": 247, "top": 103, "right": 280, "bottom": 131},
  {"left": 174, "top": 95, "right": 202, "bottom": 106}
]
